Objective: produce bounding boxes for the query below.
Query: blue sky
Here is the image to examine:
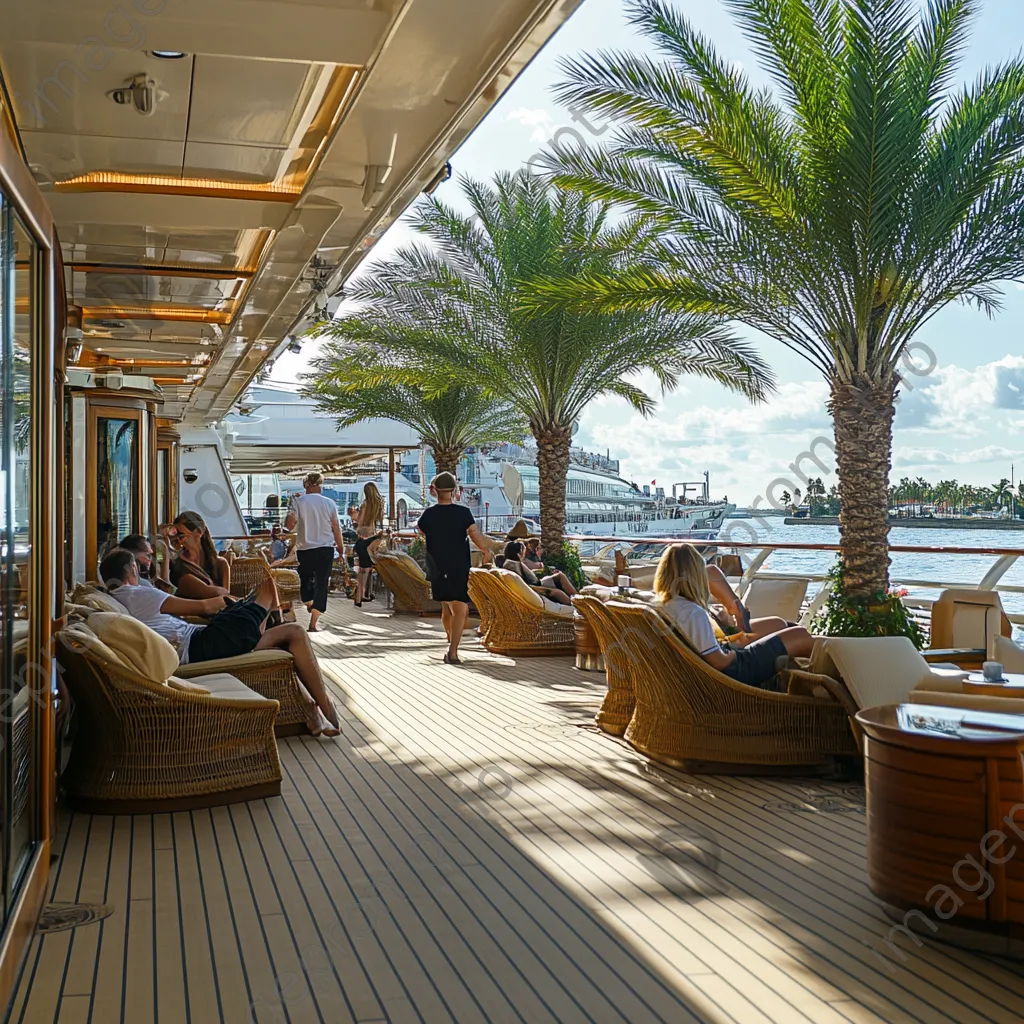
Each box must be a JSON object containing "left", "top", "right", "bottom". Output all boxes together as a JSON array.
[{"left": 282, "top": 0, "right": 1024, "bottom": 504}]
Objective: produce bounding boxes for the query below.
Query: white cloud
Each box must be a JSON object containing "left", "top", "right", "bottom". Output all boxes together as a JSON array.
[{"left": 505, "top": 107, "right": 552, "bottom": 127}]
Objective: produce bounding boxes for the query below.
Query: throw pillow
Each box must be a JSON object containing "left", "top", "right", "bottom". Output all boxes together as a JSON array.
[{"left": 86, "top": 612, "right": 179, "bottom": 684}]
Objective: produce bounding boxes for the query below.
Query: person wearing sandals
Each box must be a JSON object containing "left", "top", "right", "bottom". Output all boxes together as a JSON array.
[
  {"left": 101, "top": 547, "right": 341, "bottom": 736},
  {"left": 351, "top": 482, "right": 384, "bottom": 608},
  {"left": 416, "top": 472, "right": 493, "bottom": 663},
  {"left": 286, "top": 472, "right": 346, "bottom": 632},
  {"left": 653, "top": 543, "right": 812, "bottom": 691}
]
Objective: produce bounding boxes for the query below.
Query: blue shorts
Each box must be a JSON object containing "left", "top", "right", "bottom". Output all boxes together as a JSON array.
[
  {"left": 187, "top": 600, "right": 267, "bottom": 664},
  {"left": 721, "top": 634, "right": 788, "bottom": 691}
]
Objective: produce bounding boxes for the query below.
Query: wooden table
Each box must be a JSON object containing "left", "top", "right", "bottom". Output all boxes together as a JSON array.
[
  {"left": 857, "top": 704, "right": 1024, "bottom": 956},
  {"left": 962, "top": 672, "right": 1024, "bottom": 697}
]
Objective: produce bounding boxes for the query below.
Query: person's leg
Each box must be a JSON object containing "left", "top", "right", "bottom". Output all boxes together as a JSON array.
[
  {"left": 308, "top": 547, "right": 331, "bottom": 631},
  {"left": 746, "top": 615, "right": 788, "bottom": 639},
  {"left": 255, "top": 622, "right": 340, "bottom": 733},
  {"left": 296, "top": 549, "right": 315, "bottom": 611},
  {"left": 440, "top": 602, "right": 453, "bottom": 643},
  {"left": 554, "top": 571, "right": 577, "bottom": 596},
  {"left": 446, "top": 601, "right": 469, "bottom": 661},
  {"left": 774, "top": 625, "right": 813, "bottom": 658}
]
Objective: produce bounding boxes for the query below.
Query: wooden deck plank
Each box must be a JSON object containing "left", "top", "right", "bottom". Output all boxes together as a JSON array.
[{"left": 11, "top": 598, "right": 1024, "bottom": 1024}]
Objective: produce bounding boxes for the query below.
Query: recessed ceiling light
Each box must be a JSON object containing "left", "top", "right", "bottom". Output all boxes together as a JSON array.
[{"left": 149, "top": 50, "right": 188, "bottom": 59}]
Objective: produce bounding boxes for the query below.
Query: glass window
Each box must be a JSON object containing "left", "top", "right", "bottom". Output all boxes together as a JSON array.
[
  {"left": 96, "top": 416, "right": 138, "bottom": 560},
  {"left": 157, "top": 446, "right": 168, "bottom": 525}
]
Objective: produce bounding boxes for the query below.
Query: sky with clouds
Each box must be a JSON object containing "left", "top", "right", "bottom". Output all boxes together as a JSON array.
[{"left": 276, "top": 0, "right": 1024, "bottom": 505}]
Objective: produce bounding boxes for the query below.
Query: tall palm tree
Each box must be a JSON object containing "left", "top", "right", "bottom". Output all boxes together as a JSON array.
[
  {"left": 301, "top": 360, "right": 527, "bottom": 476},
  {"left": 547, "top": 0, "right": 1024, "bottom": 595},
  {"left": 315, "top": 171, "right": 774, "bottom": 554}
]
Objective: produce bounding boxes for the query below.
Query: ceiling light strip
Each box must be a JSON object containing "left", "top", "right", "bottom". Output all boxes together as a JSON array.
[
  {"left": 54, "top": 172, "right": 301, "bottom": 202},
  {"left": 70, "top": 262, "right": 254, "bottom": 280},
  {"left": 82, "top": 305, "right": 234, "bottom": 324}
]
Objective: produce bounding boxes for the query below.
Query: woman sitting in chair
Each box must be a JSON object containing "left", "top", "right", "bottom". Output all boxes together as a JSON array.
[
  {"left": 162, "top": 511, "right": 232, "bottom": 600},
  {"left": 653, "top": 543, "right": 812, "bottom": 690},
  {"left": 497, "top": 541, "right": 577, "bottom": 606}
]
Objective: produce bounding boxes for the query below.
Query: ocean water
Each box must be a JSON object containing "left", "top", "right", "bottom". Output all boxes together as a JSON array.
[{"left": 720, "top": 518, "right": 1024, "bottom": 617}]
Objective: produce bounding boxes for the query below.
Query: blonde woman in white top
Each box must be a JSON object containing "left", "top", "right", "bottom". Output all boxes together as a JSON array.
[{"left": 653, "top": 543, "right": 812, "bottom": 691}]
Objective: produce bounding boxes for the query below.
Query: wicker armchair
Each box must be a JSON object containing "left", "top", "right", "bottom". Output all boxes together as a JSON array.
[
  {"left": 573, "top": 595, "right": 636, "bottom": 735},
  {"left": 468, "top": 568, "right": 499, "bottom": 642},
  {"left": 471, "top": 568, "right": 575, "bottom": 657},
  {"left": 175, "top": 649, "right": 311, "bottom": 736},
  {"left": 601, "top": 603, "right": 858, "bottom": 772},
  {"left": 229, "top": 556, "right": 274, "bottom": 598},
  {"left": 56, "top": 633, "right": 281, "bottom": 813},
  {"left": 374, "top": 552, "right": 441, "bottom": 615}
]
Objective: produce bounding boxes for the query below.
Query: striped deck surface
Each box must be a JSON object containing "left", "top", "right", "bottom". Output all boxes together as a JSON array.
[{"left": 10, "top": 598, "right": 1024, "bottom": 1023}]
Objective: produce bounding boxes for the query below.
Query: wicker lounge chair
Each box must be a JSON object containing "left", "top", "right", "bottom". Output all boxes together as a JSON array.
[
  {"left": 56, "top": 632, "right": 282, "bottom": 813},
  {"left": 472, "top": 568, "right": 575, "bottom": 656},
  {"left": 176, "top": 650, "right": 311, "bottom": 736},
  {"left": 601, "top": 602, "right": 858, "bottom": 772},
  {"left": 373, "top": 551, "right": 441, "bottom": 615},
  {"left": 573, "top": 595, "right": 637, "bottom": 735},
  {"left": 468, "top": 568, "right": 499, "bottom": 642}
]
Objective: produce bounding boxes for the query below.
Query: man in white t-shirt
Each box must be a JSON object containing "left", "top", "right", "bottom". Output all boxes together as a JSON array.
[
  {"left": 285, "top": 471, "right": 345, "bottom": 633},
  {"left": 100, "top": 548, "right": 342, "bottom": 735}
]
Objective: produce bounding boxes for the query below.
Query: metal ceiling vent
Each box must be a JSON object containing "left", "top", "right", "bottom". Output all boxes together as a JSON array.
[{"left": 107, "top": 74, "right": 165, "bottom": 116}]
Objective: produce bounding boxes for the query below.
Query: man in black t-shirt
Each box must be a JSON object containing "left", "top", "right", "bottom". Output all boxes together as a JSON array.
[{"left": 417, "top": 471, "right": 492, "bottom": 664}]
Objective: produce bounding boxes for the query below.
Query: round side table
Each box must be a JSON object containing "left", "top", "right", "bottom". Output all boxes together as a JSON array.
[{"left": 857, "top": 703, "right": 1024, "bottom": 957}]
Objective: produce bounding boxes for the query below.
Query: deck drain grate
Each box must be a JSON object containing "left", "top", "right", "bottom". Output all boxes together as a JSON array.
[{"left": 37, "top": 902, "right": 114, "bottom": 934}]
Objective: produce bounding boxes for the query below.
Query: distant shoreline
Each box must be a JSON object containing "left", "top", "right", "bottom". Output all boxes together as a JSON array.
[{"left": 781, "top": 516, "right": 1024, "bottom": 530}]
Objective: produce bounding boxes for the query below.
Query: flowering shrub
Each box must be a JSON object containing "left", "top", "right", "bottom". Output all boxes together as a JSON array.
[{"left": 812, "top": 563, "right": 925, "bottom": 647}]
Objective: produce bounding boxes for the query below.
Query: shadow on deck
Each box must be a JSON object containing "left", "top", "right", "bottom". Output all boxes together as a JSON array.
[{"left": 10, "top": 599, "right": 1024, "bottom": 1023}]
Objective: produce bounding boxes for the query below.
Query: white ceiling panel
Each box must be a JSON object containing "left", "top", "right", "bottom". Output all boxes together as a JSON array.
[
  {"left": 23, "top": 133, "right": 185, "bottom": 182},
  {"left": 181, "top": 142, "right": 289, "bottom": 184}
]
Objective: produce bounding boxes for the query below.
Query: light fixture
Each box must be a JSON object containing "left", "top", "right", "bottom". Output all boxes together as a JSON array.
[
  {"left": 423, "top": 161, "right": 452, "bottom": 196},
  {"left": 149, "top": 50, "right": 187, "bottom": 59},
  {"left": 107, "top": 74, "right": 162, "bottom": 116}
]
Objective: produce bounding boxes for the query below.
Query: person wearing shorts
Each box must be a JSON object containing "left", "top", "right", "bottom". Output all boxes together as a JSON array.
[
  {"left": 416, "top": 472, "right": 493, "bottom": 664},
  {"left": 100, "top": 547, "right": 341, "bottom": 736}
]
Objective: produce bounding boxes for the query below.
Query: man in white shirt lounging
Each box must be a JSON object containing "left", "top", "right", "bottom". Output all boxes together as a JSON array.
[{"left": 99, "top": 547, "right": 341, "bottom": 736}]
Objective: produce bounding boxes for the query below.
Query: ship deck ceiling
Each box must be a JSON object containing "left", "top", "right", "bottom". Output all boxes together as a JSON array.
[
  {"left": 0, "top": 0, "right": 581, "bottom": 423},
  {"left": 12, "top": 600, "right": 1024, "bottom": 1023}
]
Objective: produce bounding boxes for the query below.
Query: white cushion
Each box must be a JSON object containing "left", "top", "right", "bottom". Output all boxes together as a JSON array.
[
  {"left": 86, "top": 612, "right": 179, "bottom": 684},
  {"left": 743, "top": 578, "right": 809, "bottom": 622},
  {"left": 78, "top": 590, "right": 126, "bottom": 615},
  {"left": 810, "top": 636, "right": 935, "bottom": 709},
  {"left": 992, "top": 634, "right": 1024, "bottom": 673},
  {"left": 167, "top": 676, "right": 211, "bottom": 694},
  {"left": 493, "top": 568, "right": 544, "bottom": 609},
  {"left": 59, "top": 624, "right": 126, "bottom": 670},
  {"left": 542, "top": 598, "right": 575, "bottom": 619},
  {"left": 189, "top": 672, "right": 272, "bottom": 703},
  {"left": 175, "top": 648, "right": 294, "bottom": 677}
]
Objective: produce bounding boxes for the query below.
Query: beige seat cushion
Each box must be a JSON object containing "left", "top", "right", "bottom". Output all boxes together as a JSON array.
[
  {"left": 743, "top": 578, "right": 809, "bottom": 623},
  {"left": 992, "top": 634, "right": 1024, "bottom": 673},
  {"left": 269, "top": 568, "right": 300, "bottom": 586},
  {"left": 494, "top": 569, "right": 544, "bottom": 610},
  {"left": 78, "top": 590, "right": 126, "bottom": 615},
  {"left": 909, "top": 691, "right": 1024, "bottom": 715},
  {"left": 391, "top": 551, "right": 427, "bottom": 581},
  {"left": 188, "top": 672, "right": 273, "bottom": 703},
  {"left": 809, "top": 636, "right": 935, "bottom": 709},
  {"left": 86, "top": 612, "right": 179, "bottom": 684},
  {"left": 175, "top": 648, "right": 294, "bottom": 678},
  {"left": 930, "top": 588, "right": 1007, "bottom": 650},
  {"left": 167, "top": 676, "right": 212, "bottom": 694},
  {"left": 541, "top": 598, "right": 575, "bottom": 619}
]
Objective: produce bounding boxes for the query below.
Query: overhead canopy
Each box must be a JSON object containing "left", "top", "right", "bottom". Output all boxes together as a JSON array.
[{"left": 0, "top": 0, "right": 582, "bottom": 423}]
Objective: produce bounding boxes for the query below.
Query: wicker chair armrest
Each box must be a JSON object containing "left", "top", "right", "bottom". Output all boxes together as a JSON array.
[
  {"left": 784, "top": 670, "right": 859, "bottom": 715},
  {"left": 176, "top": 651, "right": 294, "bottom": 677}
]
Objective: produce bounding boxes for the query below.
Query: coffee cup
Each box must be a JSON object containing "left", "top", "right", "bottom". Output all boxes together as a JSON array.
[
  {"left": 982, "top": 661, "right": 1005, "bottom": 682},
  {"left": 616, "top": 575, "right": 631, "bottom": 594}
]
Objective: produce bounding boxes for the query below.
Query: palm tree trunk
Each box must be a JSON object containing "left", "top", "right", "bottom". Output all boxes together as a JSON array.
[
  {"left": 430, "top": 445, "right": 463, "bottom": 478},
  {"left": 829, "top": 374, "right": 897, "bottom": 597},
  {"left": 534, "top": 423, "right": 572, "bottom": 557}
]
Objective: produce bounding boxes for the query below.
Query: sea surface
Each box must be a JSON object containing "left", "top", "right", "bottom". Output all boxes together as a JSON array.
[{"left": 720, "top": 517, "right": 1024, "bottom": 617}]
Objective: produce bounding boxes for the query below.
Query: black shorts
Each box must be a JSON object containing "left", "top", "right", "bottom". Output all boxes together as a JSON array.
[
  {"left": 721, "top": 634, "right": 788, "bottom": 691},
  {"left": 354, "top": 536, "right": 378, "bottom": 569},
  {"left": 430, "top": 569, "right": 470, "bottom": 605},
  {"left": 186, "top": 600, "right": 267, "bottom": 664}
]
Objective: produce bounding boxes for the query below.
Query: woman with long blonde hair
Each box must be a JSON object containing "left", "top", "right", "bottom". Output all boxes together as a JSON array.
[
  {"left": 352, "top": 481, "right": 384, "bottom": 607},
  {"left": 653, "top": 543, "right": 812, "bottom": 690}
]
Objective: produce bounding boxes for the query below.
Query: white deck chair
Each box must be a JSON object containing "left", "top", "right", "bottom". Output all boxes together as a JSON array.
[{"left": 742, "top": 577, "right": 809, "bottom": 624}]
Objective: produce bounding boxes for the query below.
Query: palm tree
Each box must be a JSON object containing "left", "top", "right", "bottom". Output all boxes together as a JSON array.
[
  {"left": 990, "top": 477, "right": 1012, "bottom": 510},
  {"left": 301, "top": 360, "right": 526, "bottom": 475},
  {"left": 548, "top": 0, "right": 1024, "bottom": 596},
  {"left": 314, "top": 171, "right": 774, "bottom": 554}
]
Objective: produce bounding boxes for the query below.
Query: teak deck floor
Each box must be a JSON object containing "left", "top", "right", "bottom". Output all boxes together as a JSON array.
[{"left": 10, "top": 598, "right": 1024, "bottom": 1023}]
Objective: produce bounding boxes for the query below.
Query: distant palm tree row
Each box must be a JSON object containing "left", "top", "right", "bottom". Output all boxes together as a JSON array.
[
  {"left": 305, "top": 0, "right": 1024, "bottom": 629},
  {"left": 887, "top": 477, "right": 1020, "bottom": 515}
]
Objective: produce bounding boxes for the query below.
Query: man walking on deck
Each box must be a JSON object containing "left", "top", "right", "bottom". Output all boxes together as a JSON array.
[
  {"left": 286, "top": 471, "right": 345, "bottom": 633},
  {"left": 417, "top": 471, "right": 492, "bottom": 663}
]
